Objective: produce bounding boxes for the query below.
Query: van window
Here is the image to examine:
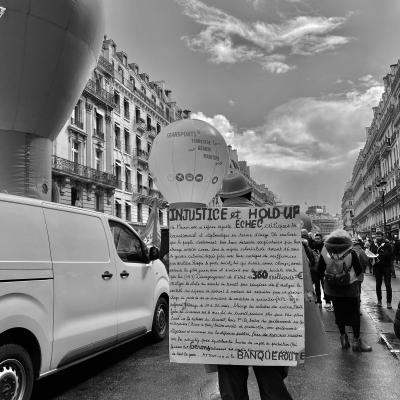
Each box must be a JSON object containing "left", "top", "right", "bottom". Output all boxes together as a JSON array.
[
  {"left": 44, "top": 208, "right": 109, "bottom": 262},
  {"left": 0, "top": 202, "right": 50, "bottom": 262},
  {"left": 109, "top": 220, "right": 146, "bottom": 263}
]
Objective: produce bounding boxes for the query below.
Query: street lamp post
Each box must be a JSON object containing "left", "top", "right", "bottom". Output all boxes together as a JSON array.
[{"left": 376, "top": 179, "right": 387, "bottom": 236}]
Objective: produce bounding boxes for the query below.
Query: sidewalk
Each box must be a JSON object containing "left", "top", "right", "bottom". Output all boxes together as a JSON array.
[{"left": 199, "top": 273, "right": 400, "bottom": 400}]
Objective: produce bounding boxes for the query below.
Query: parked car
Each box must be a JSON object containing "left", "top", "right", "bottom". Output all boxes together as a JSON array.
[{"left": 0, "top": 193, "right": 169, "bottom": 400}]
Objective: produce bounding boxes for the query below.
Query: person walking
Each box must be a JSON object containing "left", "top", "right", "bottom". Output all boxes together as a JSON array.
[
  {"left": 374, "top": 230, "right": 393, "bottom": 309},
  {"left": 216, "top": 173, "right": 293, "bottom": 400},
  {"left": 318, "top": 229, "right": 372, "bottom": 352},
  {"left": 302, "top": 229, "right": 322, "bottom": 307},
  {"left": 311, "top": 233, "right": 333, "bottom": 311}
]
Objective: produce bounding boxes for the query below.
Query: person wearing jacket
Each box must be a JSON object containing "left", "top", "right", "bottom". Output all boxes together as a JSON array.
[
  {"left": 216, "top": 173, "right": 293, "bottom": 400},
  {"left": 374, "top": 230, "right": 393, "bottom": 309},
  {"left": 317, "top": 229, "right": 372, "bottom": 352}
]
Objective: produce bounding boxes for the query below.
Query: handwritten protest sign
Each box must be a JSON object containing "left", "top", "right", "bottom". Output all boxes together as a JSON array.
[{"left": 169, "top": 206, "right": 304, "bottom": 366}]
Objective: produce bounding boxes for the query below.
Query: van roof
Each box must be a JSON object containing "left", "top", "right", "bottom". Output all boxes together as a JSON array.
[{"left": 0, "top": 192, "right": 127, "bottom": 223}]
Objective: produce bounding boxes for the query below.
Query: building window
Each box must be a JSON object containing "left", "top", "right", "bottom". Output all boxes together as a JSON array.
[
  {"left": 135, "top": 107, "right": 141, "bottom": 123},
  {"left": 115, "top": 124, "right": 121, "bottom": 149},
  {"left": 115, "top": 163, "right": 122, "bottom": 183},
  {"left": 71, "top": 186, "right": 82, "bottom": 207},
  {"left": 124, "top": 98, "right": 130, "bottom": 120},
  {"left": 115, "top": 199, "right": 122, "bottom": 218},
  {"left": 124, "top": 130, "right": 130, "bottom": 154},
  {"left": 130, "top": 76, "right": 135, "bottom": 89},
  {"left": 159, "top": 210, "right": 163, "bottom": 226},
  {"left": 147, "top": 116, "right": 152, "bottom": 130},
  {"left": 136, "top": 136, "right": 141, "bottom": 152},
  {"left": 137, "top": 203, "right": 143, "bottom": 223},
  {"left": 71, "top": 140, "right": 81, "bottom": 164},
  {"left": 157, "top": 123, "right": 161, "bottom": 134},
  {"left": 95, "top": 112, "right": 104, "bottom": 139},
  {"left": 95, "top": 149, "right": 103, "bottom": 171},
  {"left": 125, "top": 202, "right": 131, "bottom": 221},
  {"left": 125, "top": 167, "right": 131, "bottom": 192},
  {"left": 73, "top": 100, "right": 83, "bottom": 127},
  {"left": 95, "top": 192, "right": 104, "bottom": 212},
  {"left": 137, "top": 171, "right": 142, "bottom": 192},
  {"left": 114, "top": 91, "right": 120, "bottom": 113},
  {"left": 147, "top": 142, "right": 151, "bottom": 154}
]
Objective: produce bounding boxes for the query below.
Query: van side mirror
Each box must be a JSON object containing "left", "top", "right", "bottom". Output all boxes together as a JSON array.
[{"left": 148, "top": 246, "right": 160, "bottom": 261}]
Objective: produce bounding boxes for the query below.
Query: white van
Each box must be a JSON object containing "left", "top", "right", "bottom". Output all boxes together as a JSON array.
[{"left": 0, "top": 193, "right": 169, "bottom": 400}]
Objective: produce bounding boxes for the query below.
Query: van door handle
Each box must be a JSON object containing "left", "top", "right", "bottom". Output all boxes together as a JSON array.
[
  {"left": 102, "top": 271, "right": 113, "bottom": 280},
  {"left": 120, "top": 270, "right": 130, "bottom": 279}
]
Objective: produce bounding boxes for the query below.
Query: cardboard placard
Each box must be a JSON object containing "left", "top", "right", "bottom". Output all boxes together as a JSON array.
[{"left": 169, "top": 206, "right": 304, "bottom": 366}]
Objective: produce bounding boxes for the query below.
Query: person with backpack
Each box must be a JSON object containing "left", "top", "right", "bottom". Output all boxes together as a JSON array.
[{"left": 317, "top": 229, "right": 372, "bottom": 352}]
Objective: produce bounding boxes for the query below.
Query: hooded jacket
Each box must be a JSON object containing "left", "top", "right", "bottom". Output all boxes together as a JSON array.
[{"left": 317, "top": 229, "right": 362, "bottom": 298}]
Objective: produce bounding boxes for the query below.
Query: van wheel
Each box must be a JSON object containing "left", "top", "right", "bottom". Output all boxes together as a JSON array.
[
  {"left": 0, "top": 344, "right": 34, "bottom": 400},
  {"left": 151, "top": 297, "right": 168, "bottom": 342}
]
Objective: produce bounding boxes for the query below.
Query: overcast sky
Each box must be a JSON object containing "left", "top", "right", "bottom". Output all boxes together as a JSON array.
[{"left": 104, "top": 0, "right": 400, "bottom": 214}]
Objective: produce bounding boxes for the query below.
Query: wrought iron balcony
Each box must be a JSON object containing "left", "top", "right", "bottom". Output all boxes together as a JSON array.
[
  {"left": 98, "top": 56, "right": 114, "bottom": 76},
  {"left": 84, "top": 79, "right": 116, "bottom": 108},
  {"left": 149, "top": 188, "right": 162, "bottom": 198},
  {"left": 134, "top": 149, "right": 149, "bottom": 164},
  {"left": 137, "top": 185, "right": 148, "bottom": 194},
  {"left": 93, "top": 129, "right": 105, "bottom": 140},
  {"left": 70, "top": 117, "right": 83, "bottom": 130},
  {"left": 52, "top": 156, "right": 118, "bottom": 188},
  {"left": 146, "top": 126, "right": 157, "bottom": 138}
]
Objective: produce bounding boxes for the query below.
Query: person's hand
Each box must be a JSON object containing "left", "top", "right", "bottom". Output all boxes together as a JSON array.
[{"left": 357, "top": 274, "right": 364, "bottom": 283}]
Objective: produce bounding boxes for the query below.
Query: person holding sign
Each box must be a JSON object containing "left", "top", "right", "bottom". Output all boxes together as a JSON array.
[{"left": 216, "top": 173, "right": 293, "bottom": 400}]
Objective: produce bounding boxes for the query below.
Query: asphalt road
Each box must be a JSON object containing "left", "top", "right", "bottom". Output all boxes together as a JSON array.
[{"left": 32, "top": 272, "right": 400, "bottom": 400}]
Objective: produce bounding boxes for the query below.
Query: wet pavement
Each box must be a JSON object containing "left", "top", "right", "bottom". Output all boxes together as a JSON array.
[
  {"left": 33, "top": 270, "right": 400, "bottom": 400},
  {"left": 360, "top": 265, "right": 400, "bottom": 361}
]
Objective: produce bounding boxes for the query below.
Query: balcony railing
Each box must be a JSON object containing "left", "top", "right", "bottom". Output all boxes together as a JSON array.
[
  {"left": 114, "top": 104, "right": 121, "bottom": 114},
  {"left": 70, "top": 117, "right": 83, "bottom": 130},
  {"left": 133, "top": 119, "right": 146, "bottom": 132},
  {"left": 124, "top": 110, "right": 130, "bottom": 120},
  {"left": 134, "top": 149, "right": 149, "bottom": 163},
  {"left": 137, "top": 185, "right": 148, "bottom": 194},
  {"left": 93, "top": 129, "right": 105, "bottom": 140},
  {"left": 149, "top": 188, "right": 162, "bottom": 198},
  {"left": 125, "top": 182, "right": 133, "bottom": 192},
  {"left": 146, "top": 126, "right": 157, "bottom": 138},
  {"left": 98, "top": 56, "right": 114, "bottom": 76},
  {"left": 84, "top": 79, "right": 116, "bottom": 108},
  {"left": 52, "top": 156, "right": 118, "bottom": 188}
]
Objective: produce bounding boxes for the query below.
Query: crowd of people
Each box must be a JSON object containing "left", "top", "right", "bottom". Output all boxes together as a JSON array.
[{"left": 302, "top": 227, "right": 399, "bottom": 353}]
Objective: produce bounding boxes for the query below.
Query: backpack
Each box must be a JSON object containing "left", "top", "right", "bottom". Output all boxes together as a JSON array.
[{"left": 324, "top": 249, "right": 352, "bottom": 286}]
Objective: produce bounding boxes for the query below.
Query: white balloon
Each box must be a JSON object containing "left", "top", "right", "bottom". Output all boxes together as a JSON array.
[
  {"left": 0, "top": 0, "right": 105, "bottom": 199},
  {"left": 149, "top": 119, "right": 229, "bottom": 206}
]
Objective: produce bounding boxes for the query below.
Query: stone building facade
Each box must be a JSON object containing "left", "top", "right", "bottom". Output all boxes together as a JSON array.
[
  {"left": 52, "top": 36, "right": 189, "bottom": 231},
  {"left": 346, "top": 60, "right": 400, "bottom": 238}
]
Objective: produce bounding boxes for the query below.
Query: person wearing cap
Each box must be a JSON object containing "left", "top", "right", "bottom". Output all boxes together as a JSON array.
[
  {"left": 317, "top": 229, "right": 372, "bottom": 352},
  {"left": 216, "top": 173, "right": 293, "bottom": 400},
  {"left": 374, "top": 230, "right": 393, "bottom": 309}
]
